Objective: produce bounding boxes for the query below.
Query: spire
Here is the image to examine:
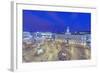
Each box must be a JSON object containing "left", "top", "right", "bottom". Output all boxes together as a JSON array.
[
  {"left": 65, "top": 26, "right": 71, "bottom": 34},
  {"left": 67, "top": 27, "right": 70, "bottom": 33}
]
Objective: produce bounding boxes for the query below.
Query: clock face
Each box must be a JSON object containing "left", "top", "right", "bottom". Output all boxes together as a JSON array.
[{"left": 22, "top": 10, "right": 91, "bottom": 62}]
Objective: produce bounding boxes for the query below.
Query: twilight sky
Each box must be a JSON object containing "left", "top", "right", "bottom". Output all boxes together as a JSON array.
[{"left": 23, "top": 10, "right": 91, "bottom": 34}]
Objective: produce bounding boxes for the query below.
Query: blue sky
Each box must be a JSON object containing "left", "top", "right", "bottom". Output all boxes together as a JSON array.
[{"left": 23, "top": 10, "right": 91, "bottom": 34}]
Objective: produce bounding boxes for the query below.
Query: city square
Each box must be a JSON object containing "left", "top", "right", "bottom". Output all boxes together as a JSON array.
[
  {"left": 22, "top": 10, "right": 91, "bottom": 62},
  {"left": 22, "top": 27, "right": 91, "bottom": 62}
]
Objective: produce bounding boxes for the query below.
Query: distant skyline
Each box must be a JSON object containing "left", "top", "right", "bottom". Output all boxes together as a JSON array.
[{"left": 23, "top": 10, "right": 91, "bottom": 34}]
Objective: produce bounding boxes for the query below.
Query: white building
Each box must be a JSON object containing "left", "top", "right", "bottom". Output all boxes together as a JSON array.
[
  {"left": 55, "top": 26, "right": 91, "bottom": 47},
  {"left": 23, "top": 27, "right": 91, "bottom": 47},
  {"left": 23, "top": 32, "right": 33, "bottom": 44},
  {"left": 33, "top": 32, "right": 53, "bottom": 41}
]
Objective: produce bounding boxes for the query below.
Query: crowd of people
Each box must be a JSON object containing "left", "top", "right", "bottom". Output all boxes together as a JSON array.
[{"left": 22, "top": 38, "right": 90, "bottom": 62}]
